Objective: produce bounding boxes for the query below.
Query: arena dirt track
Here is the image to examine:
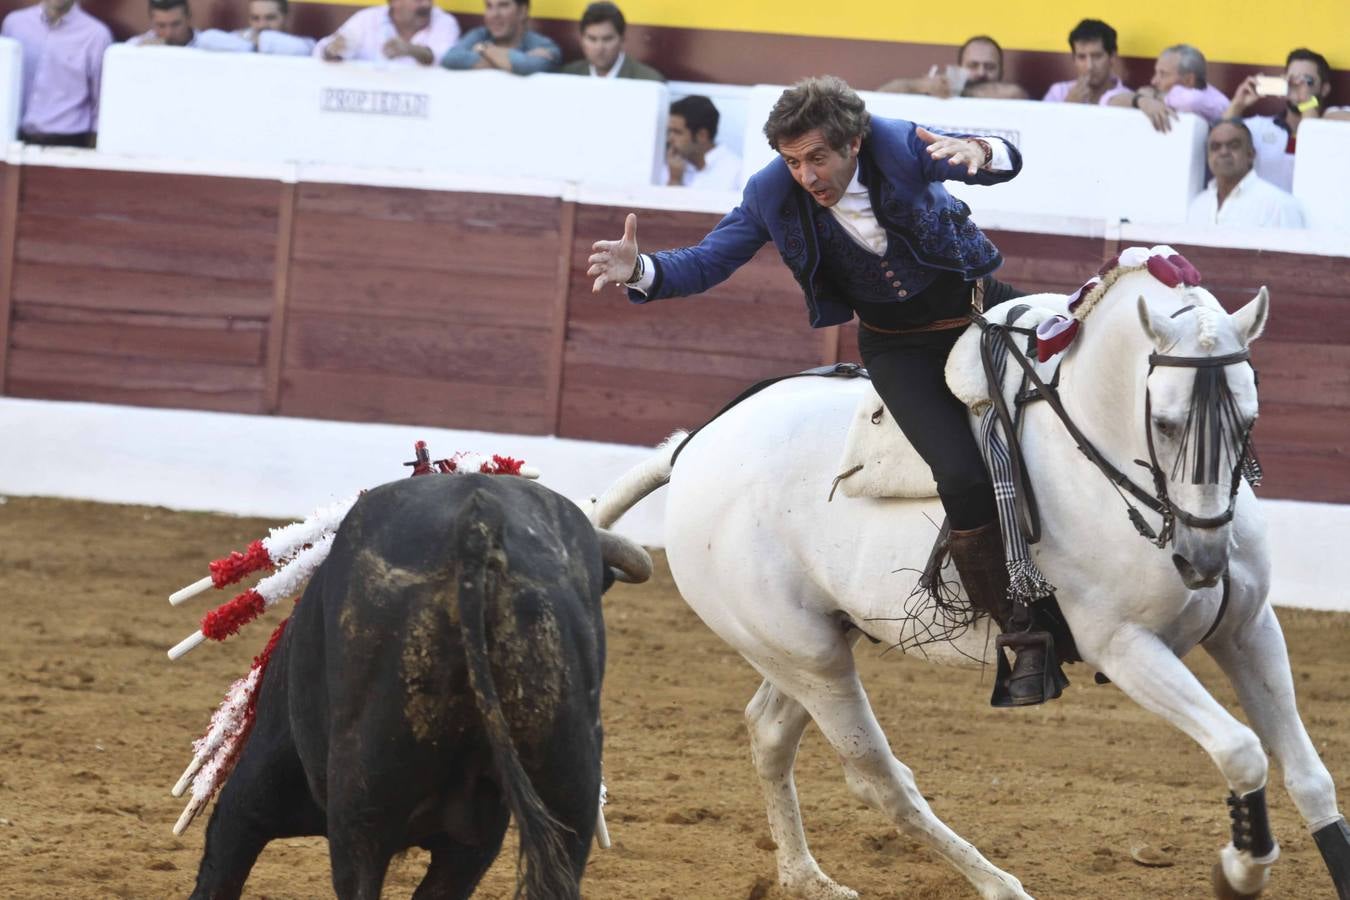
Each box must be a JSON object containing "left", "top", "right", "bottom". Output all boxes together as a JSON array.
[{"left": 1, "top": 496, "right": 1347, "bottom": 899}]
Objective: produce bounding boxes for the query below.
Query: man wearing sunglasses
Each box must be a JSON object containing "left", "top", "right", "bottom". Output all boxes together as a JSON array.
[{"left": 1224, "top": 48, "right": 1334, "bottom": 192}]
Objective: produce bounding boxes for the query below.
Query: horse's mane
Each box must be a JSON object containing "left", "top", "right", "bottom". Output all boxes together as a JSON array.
[{"left": 1068, "top": 246, "right": 1218, "bottom": 332}]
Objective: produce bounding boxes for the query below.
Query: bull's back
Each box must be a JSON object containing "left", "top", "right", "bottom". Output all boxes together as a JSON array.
[{"left": 291, "top": 475, "right": 608, "bottom": 806}]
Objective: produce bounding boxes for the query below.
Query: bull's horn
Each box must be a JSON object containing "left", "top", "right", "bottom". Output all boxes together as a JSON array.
[{"left": 596, "top": 529, "right": 652, "bottom": 584}]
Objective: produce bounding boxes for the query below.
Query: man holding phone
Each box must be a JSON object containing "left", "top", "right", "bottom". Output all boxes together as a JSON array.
[{"left": 1224, "top": 48, "right": 1334, "bottom": 191}]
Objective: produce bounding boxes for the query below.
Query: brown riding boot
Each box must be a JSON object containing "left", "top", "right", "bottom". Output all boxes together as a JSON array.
[{"left": 946, "top": 521, "right": 1057, "bottom": 707}]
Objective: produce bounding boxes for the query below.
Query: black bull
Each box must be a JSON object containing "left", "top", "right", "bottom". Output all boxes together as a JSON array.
[{"left": 189, "top": 474, "right": 650, "bottom": 899}]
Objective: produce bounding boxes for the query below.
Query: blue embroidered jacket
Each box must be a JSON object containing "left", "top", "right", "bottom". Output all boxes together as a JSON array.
[{"left": 630, "top": 116, "right": 1022, "bottom": 328}]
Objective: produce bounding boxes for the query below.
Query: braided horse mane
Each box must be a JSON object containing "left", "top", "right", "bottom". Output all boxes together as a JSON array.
[{"left": 1068, "top": 245, "right": 1219, "bottom": 340}]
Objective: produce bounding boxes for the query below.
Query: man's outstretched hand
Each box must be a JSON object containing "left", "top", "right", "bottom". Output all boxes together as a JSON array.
[
  {"left": 916, "top": 126, "right": 990, "bottom": 176},
  {"left": 589, "top": 213, "right": 640, "bottom": 292}
]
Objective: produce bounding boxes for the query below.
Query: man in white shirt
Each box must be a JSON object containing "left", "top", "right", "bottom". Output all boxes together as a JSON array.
[
  {"left": 314, "top": 0, "right": 459, "bottom": 67},
  {"left": 232, "top": 0, "right": 313, "bottom": 55},
  {"left": 661, "top": 94, "right": 741, "bottom": 191},
  {"left": 128, "top": 0, "right": 252, "bottom": 50},
  {"left": 1187, "top": 120, "right": 1304, "bottom": 228},
  {"left": 1224, "top": 48, "right": 1334, "bottom": 191}
]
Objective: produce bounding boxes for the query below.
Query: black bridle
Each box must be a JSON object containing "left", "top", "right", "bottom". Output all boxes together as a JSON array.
[{"left": 979, "top": 315, "right": 1260, "bottom": 550}]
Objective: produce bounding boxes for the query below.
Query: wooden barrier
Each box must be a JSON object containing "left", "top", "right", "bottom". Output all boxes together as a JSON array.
[{"left": 0, "top": 156, "right": 1346, "bottom": 504}]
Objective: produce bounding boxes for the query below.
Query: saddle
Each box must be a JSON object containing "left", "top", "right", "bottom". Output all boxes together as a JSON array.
[{"left": 832, "top": 295, "right": 1071, "bottom": 501}]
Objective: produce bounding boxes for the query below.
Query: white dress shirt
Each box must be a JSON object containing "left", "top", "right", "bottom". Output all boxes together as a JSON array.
[
  {"left": 312, "top": 6, "right": 460, "bottom": 66},
  {"left": 660, "top": 143, "right": 743, "bottom": 191},
  {"left": 590, "top": 50, "right": 624, "bottom": 79},
  {"left": 1187, "top": 169, "right": 1305, "bottom": 229},
  {"left": 232, "top": 28, "right": 316, "bottom": 56},
  {"left": 1243, "top": 115, "right": 1296, "bottom": 193},
  {"left": 829, "top": 137, "right": 1013, "bottom": 255},
  {"left": 127, "top": 28, "right": 253, "bottom": 51}
]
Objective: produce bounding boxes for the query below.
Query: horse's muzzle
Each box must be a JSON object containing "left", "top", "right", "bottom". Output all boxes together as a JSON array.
[{"left": 1172, "top": 552, "right": 1224, "bottom": 589}]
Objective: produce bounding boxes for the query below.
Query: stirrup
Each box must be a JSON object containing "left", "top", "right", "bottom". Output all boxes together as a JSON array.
[{"left": 990, "top": 630, "right": 1069, "bottom": 708}]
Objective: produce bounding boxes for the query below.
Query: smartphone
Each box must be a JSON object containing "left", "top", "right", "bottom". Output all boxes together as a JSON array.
[{"left": 1254, "top": 75, "right": 1286, "bottom": 97}]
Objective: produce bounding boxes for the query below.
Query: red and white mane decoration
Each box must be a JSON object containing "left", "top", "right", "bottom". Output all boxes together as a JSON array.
[
  {"left": 1031, "top": 245, "right": 1205, "bottom": 364},
  {"left": 165, "top": 442, "right": 538, "bottom": 835}
]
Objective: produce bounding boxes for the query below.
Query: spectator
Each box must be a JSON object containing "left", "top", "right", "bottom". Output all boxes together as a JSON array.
[
  {"left": 1187, "top": 120, "right": 1304, "bottom": 228},
  {"left": 878, "top": 35, "right": 1027, "bottom": 100},
  {"left": 1043, "top": 19, "right": 1130, "bottom": 105},
  {"left": 1110, "top": 44, "right": 1229, "bottom": 132},
  {"left": 128, "top": 0, "right": 253, "bottom": 50},
  {"left": 232, "top": 0, "right": 314, "bottom": 56},
  {"left": 560, "top": 1, "right": 663, "bottom": 81},
  {"left": 314, "top": 0, "right": 459, "bottom": 66},
  {"left": 1, "top": 0, "right": 111, "bottom": 146},
  {"left": 440, "top": 0, "right": 559, "bottom": 75},
  {"left": 661, "top": 95, "right": 742, "bottom": 190},
  {"left": 1224, "top": 48, "right": 1335, "bottom": 191}
]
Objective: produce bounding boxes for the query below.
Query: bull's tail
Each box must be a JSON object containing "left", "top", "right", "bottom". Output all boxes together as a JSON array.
[
  {"left": 590, "top": 430, "right": 687, "bottom": 529},
  {"left": 455, "top": 490, "right": 579, "bottom": 900}
]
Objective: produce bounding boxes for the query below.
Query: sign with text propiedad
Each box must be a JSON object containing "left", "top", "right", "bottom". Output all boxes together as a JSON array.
[{"left": 320, "top": 87, "right": 429, "bottom": 119}]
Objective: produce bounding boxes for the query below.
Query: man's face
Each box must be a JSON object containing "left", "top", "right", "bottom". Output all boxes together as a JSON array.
[
  {"left": 580, "top": 21, "right": 622, "bottom": 72},
  {"left": 248, "top": 0, "right": 285, "bottom": 32},
  {"left": 483, "top": 0, "right": 526, "bottom": 42},
  {"left": 1285, "top": 59, "right": 1329, "bottom": 107},
  {"left": 40, "top": 0, "right": 77, "bottom": 21},
  {"left": 1151, "top": 51, "right": 1181, "bottom": 93},
  {"left": 151, "top": 6, "right": 193, "bottom": 45},
  {"left": 960, "top": 40, "right": 1001, "bottom": 85},
  {"left": 388, "top": 0, "right": 432, "bottom": 33},
  {"left": 666, "top": 114, "right": 700, "bottom": 161},
  {"left": 1072, "top": 39, "right": 1114, "bottom": 89},
  {"left": 1207, "top": 123, "right": 1254, "bottom": 182},
  {"left": 777, "top": 128, "right": 861, "bottom": 209}
]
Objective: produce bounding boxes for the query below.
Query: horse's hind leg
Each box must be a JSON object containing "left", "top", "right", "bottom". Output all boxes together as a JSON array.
[
  {"left": 746, "top": 677, "right": 855, "bottom": 900},
  {"left": 752, "top": 636, "right": 1030, "bottom": 900},
  {"left": 1204, "top": 603, "right": 1349, "bottom": 899}
]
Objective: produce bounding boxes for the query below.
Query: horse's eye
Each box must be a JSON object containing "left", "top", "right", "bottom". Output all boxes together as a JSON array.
[{"left": 1154, "top": 419, "right": 1176, "bottom": 438}]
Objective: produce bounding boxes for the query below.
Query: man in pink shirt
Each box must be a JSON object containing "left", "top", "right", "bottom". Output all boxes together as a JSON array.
[
  {"left": 1042, "top": 19, "right": 1130, "bottom": 106},
  {"left": 2, "top": 0, "right": 112, "bottom": 146},
  {"left": 1110, "top": 44, "right": 1230, "bottom": 133}
]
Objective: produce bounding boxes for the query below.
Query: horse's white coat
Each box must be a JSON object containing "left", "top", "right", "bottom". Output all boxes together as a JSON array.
[{"left": 594, "top": 270, "right": 1342, "bottom": 899}]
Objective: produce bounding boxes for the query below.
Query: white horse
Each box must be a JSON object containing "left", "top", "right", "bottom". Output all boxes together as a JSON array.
[{"left": 593, "top": 257, "right": 1350, "bottom": 900}]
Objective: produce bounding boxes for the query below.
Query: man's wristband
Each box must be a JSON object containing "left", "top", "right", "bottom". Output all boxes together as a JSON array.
[
  {"left": 1132, "top": 93, "right": 1143, "bottom": 108},
  {"left": 970, "top": 138, "right": 992, "bottom": 168},
  {"left": 625, "top": 254, "right": 644, "bottom": 286}
]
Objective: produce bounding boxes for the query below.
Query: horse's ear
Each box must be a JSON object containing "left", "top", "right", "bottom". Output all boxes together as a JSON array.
[
  {"left": 1136, "top": 295, "right": 1179, "bottom": 349},
  {"left": 1230, "top": 286, "right": 1269, "bottom": 346}
]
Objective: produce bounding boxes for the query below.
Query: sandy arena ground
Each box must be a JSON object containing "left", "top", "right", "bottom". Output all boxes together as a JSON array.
[{"left": 1, "top": 496, "right": 1347, "bottom": 899}]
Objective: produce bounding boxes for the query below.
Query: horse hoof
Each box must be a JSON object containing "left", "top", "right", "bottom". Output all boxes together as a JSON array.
[
  {"left": 782, "top": 871, "right": 859, "bottom": 900},
  {"left": 1212, "top": 862, "right": 1262, "bottom": 899}
]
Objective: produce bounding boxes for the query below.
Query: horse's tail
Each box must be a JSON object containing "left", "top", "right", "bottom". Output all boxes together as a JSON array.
[
  {"left": 590, "top": 430, "right": 687, "bottom": 529},
  {"left": 454, "top": 489, "right": 579, "bottom": 900}
]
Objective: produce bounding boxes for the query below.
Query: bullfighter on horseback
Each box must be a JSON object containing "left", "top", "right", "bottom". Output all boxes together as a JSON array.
[{"left": 588, "top": 75, "right": 1054, "bottom": 705}]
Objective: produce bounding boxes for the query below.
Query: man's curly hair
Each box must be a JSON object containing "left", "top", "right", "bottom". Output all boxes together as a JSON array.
[{"left": 763, "top": 76, "right": 872, "bottom": 152}]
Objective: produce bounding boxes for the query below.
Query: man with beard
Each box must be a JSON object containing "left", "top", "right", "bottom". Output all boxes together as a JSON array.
[
  {"left": 441, "top": 0, "right": 560, "bottom": 75},
  {"left": 588, "top": 77, "right": 1061, "bottom": 708},
  {"left": 314, "top": 0, "right": 460, "bottom": 66},
  {"left": 1042, "top": 18, "right": 1130, "bottom": 106},
  {"left": 560, "top": 2, "right": 663, "bottom": 81}
]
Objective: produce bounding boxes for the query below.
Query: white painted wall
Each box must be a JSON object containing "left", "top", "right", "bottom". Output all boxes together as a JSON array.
[
  {"left": 0, "top": 397, "right": 1344, "bottom": 613},
  {"left": 0, "top": 37, "right": 20, "bottom": 140},
  {"left": 1292, "top": 119, "right": 1350, "bottom": 232},
  {"left": 97, "top": 46, "right": 668, "bottom": 187}
]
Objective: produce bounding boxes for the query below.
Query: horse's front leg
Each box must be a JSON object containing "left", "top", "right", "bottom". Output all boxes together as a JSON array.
[
  {"left": 1205, "top": 602, "right": 1350, "bottom": 900},
  {"left": 1095, "top": 623, "right": 1280, "bottom": 896}
]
